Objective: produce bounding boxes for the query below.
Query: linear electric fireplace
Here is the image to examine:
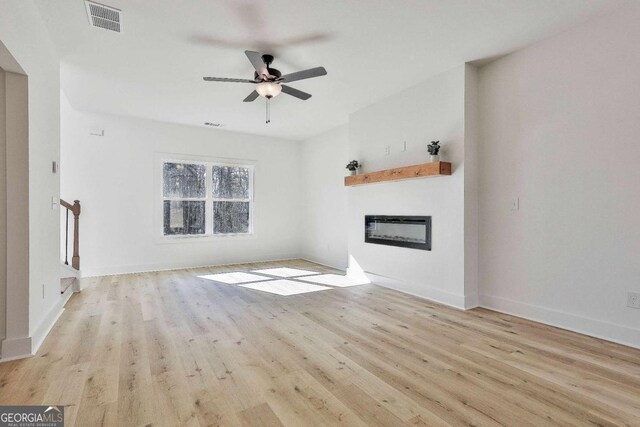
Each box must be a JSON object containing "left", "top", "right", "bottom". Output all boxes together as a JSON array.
[{"left": 365, "top": 215, "right": 431, "bottom": 250}]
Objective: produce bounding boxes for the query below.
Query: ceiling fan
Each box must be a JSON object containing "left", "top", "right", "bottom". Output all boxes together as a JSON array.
[{"left": 203, "top": 50, "right": 327, "bottom": 123}]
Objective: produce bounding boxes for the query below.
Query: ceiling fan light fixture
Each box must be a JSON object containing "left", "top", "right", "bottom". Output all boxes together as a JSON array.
[
  {"left": 256, "top": 81, "right": 282, "bottom": 98},
  {"left": 202, "top": 51, "right": 327, "bottom": 123}
]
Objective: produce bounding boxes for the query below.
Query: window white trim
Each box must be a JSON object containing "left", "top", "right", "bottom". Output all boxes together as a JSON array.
[{"left": 155, "top": 153, "right": 256, "bottom": 242}]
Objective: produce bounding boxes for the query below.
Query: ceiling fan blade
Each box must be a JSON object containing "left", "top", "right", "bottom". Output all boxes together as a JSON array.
[
  {"left": 280, "top": 66, "right": 327, "bottom": 83},
  {"left": 243, "top": 90, "right": 260, "bottom": 102},
  {"left": 245, "top": 50, "right": 268, "bottom": 77},
  {"left": 203, "top": 77, "right": 257, "bottom": 83},
  {"left": 278, "top": 33, "right": 332, "bottom": 48},
  {"left": 281, "top": 85, "right": 312, "bottom": 100}
]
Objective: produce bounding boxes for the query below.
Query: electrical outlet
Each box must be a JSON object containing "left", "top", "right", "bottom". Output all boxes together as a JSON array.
[
  {"left": 627, "top": 292, "right": 640, "bottom": 309},
  {"left": 384, "top": 145, "right": 391, "bottom": 155},
  {"left": 511, "top": 197, "right": 519, "bottom": 211},
  {"left": 401, "top": 141, "right": 407, "bottom": 152}
]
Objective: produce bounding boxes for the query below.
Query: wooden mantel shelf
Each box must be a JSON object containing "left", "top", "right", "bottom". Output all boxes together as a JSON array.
[{"left": 344, "top": 161, "right": 451, "bottom": 186}]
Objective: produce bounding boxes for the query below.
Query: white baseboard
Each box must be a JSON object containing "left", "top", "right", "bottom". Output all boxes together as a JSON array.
[
  {"left": 0, "top": 336, "right": 33, "bottom": 361},
  {"left": 361, "top": 270, "right": 467, "bottom": 310},
  {"left": 81, "top": 254, "right": 302, "bottom": 277},
  {"left": 300, "top": 257, "right": 347, "bottom": 272},
  {"left": 30, "top": 288, "right": 73, "bottom": 355},
  {"left": 480, "top": 294, "right": 640, "bottom": 349},
  {"left": 1, "top": 287, "right": 74, "bottom": 362}
]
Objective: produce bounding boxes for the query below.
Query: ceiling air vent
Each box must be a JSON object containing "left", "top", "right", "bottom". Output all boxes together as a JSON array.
[{"left": 85, "top": 1, "right": 121, "bottom": 33}]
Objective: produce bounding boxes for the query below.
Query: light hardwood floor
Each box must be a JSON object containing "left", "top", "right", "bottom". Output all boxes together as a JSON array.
[{"left": 0, "top": 260, "right": 639, "bottom": 426}]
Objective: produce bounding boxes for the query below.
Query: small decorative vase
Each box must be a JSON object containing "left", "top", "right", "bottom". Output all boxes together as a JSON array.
[
  {"left": 350, "top": 169, "right": 357, "bottom": 176},
  {"left": 430, "top": 155, "right": 440, "bottom": 163}
]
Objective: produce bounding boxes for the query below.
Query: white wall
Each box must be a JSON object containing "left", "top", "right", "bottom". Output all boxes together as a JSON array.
[
  {"left": 347, "top": 65, "right": 474, "bottom": 308},
  {"left": 464, "top": 65, "right": 480, "bottom": 306},
  {"left": 0, "top": 1, "right": 62, "bottom": 360},
  {"left": 478, "top": 2, "right": 640, "bottom": 347},
  {"left": 4, "top": 71, "right": 30, "bottom": 358},
  {"left": 61, "top": 97, "right": 302, "bottom": 277},
  {"left": 300, "top": 125, "right": 349, "bottom": 269},
  {"left": 0, "top": 68, "right": 5, "bottom": 345}
]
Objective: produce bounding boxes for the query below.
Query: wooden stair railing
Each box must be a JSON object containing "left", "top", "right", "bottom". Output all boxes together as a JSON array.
[{"left": 61, "top": 199, "right": 81, "bottom": 270}]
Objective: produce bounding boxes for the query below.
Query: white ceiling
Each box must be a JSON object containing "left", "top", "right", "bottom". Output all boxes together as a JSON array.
[{"left": 35, "top": 0, "right": 621, "bottom": 140}]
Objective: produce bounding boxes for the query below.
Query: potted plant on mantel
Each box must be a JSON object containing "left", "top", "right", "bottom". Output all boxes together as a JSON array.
[
  {"left": 346, "top": 160, "right": 361, "bottom": 176},
  {"left": 427, "top": 141, "right": 441, "bottom": 162}
]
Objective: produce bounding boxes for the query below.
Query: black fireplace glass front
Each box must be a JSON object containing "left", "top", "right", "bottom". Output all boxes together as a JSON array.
[{"left": 364, "top": 215, "right": 431, "bottom": 250}]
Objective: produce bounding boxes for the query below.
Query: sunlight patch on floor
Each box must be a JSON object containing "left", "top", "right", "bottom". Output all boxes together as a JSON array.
[
  {"left": 251, "top": 267, "right": 320, "bottom": 278},
  {"left": 198, "top": 272, "right": 271, "bottom": 284},
  {"left": 239, "top": 279, "right": 331, "bottom": 296},
  {"left": 299, "top": 273, "right": 368, "bottom": 287}
]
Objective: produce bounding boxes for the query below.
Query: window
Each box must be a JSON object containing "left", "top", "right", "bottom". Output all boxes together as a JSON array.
[{"left": 162, "top": 160, "right": 253, "bottom": 237}]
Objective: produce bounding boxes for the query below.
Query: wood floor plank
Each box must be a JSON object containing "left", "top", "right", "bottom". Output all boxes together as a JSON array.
[
  {"left": 116, "top": 280, "right": 156, "bottom": 427},
  {"left": 237, "top": 403, "right": 284, "bottom": 427},
  {"left": 331, "top": 383, "right": 408, "bottom": 426},
  {"left": 41, "top": 362, "right": 89, "bottom": 427},
  {"left": 0, "top": 259, "right": 638, "bottom": 426}
]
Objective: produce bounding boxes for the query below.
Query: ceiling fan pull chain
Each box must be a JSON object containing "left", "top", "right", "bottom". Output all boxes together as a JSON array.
[{"left": 266, "top": 97, "right": 271, "bottom": 124}]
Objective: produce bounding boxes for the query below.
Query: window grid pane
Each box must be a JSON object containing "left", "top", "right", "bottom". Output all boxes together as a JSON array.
[
  {"left": 163, "top": 162, "right": 206, "bottom": 198},
  {"left": 163, "top": 200, "right": 206, "bottom": 235},
  {"left": 212, "top": 166, "right": 250, "bottom": 199},
  {"left": 213, "top": 201, "right": 250, "bottom": 234}
]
